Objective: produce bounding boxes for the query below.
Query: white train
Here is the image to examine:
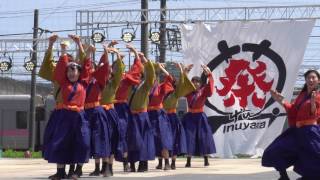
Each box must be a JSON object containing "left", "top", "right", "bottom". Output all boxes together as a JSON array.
[
  {"left": 0, "top": 94, "right": 187, "bottom": 150},
  {"left": 0, "top": 95, "right": 55, "bottom": 150}
]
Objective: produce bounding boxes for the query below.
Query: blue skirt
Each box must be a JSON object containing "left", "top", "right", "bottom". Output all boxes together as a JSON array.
[
  {"left": 127, "top": 112, "right": 155, "bottom": 162},
  {"left": 149, "top": 109, "right": 173, "bottom": 156},
  {"left": 86, "top": 106, "right": 111, "bottom": 158},
  {"left": 262, "top": 127, "right": 299, "bottom": 170},
  {"left": 45, "top": 109, "right": 90, "bottom": 164},
  {"left": 43, "top": 109, "right": 63, "bottom": 160},
  {"left": 168, "top": 113, "right": 187, "bottom": 156},
  {"left": 114, "top": 103, "right": 130, "bottom": 161},
  {"left": 293, "top": 125, "right": 320, "bottom": 178},
  {"left": 182, "top": 112, "right": 216, "bottom": 156},
  {"left": 104, "top": 108, "right": 120, "bottom": 155}
]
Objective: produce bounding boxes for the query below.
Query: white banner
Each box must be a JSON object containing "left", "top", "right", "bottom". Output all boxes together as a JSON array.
[{"left": 181, "top": 20, "right": 315, "bottom": 158}]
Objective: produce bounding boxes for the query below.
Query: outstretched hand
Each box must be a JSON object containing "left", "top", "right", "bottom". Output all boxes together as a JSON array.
[
  {"left": 270, "top": 89, "right": 284, "bottom": 104},
  {"left": 201, "top": 65, "right": 211, "bottom": 76},
  {"left": 184, "top": 64, "right": 193, "bottom": 73},
  {"left": 68, "top": 34, "right": 81, "bottom": 44},
  {"left": 108, "top": 40, "right": 118, "bottom": 47}
]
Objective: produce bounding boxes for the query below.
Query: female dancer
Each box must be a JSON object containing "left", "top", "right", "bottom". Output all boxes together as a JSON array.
[
  {"left": 84, "top": 44, "right": 112, "bottom": 177},
  {"left": 46, "top": 35, "right": 91, "bottom": 180},
  {"left": 148, "top": 63, "right": 174, "bottom": 170},
  {"left": 262, "top": 69, "right": 320, "bottom": 180},
  {"left": 162, "top": 63, "right": 195, "bottom": 170},
  {"left": 182, "top": 65, "right": 216, "bottom": 167},
  {"left": 127, "top": 55, "right": 156, "bottom": 172},
  {"left": 114, "top": 44, "right": 145, "bottom": 172},
  {"left": 41, "top": 34, "right": 84, "bottom": 179},
  {"left": 100, "top": 47, "right": 125, "bottom": 177}
]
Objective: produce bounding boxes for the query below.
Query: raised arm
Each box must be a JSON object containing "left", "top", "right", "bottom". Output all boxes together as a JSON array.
[
  {"left": 175, "top": 63, "right": 196, "bottom": 97},
  {"left": 69, "top": 34, "right": 86, "bottom": 64},
  {"left": 126, "top": 44, "right": 139, "bottom": 61},
  {"left": 53, "top": 46, "right": 69, "bottom": 86},
  {"left": 158, "top": 63, "right": 174, "bottom": 95},
  {"left": 93, "top": 45, "right": 110, "bottom": 87},
  {"left": 141, "top": 56, "right": 156, "bottom": 91},
  {"left": 109, "top": 48, "right": 126, "bottom": 89},
  {"left": 201, "top": 65, "right": 214, "bottom": 97},
  {"left": 39, "top": 34, "right": 57, "bottom": 81},
  {"left": 79, "top": 46, "right": 94, "bottom": 86}
]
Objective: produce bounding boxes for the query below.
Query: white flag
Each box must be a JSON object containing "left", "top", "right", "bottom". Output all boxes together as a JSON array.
[{"left": 181, "top": 20, "right": 315, "bottom": 158}]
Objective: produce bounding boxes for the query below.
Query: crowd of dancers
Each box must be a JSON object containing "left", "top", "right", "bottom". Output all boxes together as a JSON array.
[
  {"left": 39, "top": 34, "right": 320, "bottom": 180},
  {"left": 39, "top": 34, "right": 216, "bottom": 180}
]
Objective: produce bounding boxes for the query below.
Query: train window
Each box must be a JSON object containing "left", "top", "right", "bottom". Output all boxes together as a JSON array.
[{"left": 16, "top": 111, "right": 28, "bottom": 129}]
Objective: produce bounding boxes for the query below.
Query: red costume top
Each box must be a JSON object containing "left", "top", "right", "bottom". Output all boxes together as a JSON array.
[
  {"left": 85, "top": 54, "right": 110, "bottom": 104},
  {"left": 283, "top": 90, "right": 320, "bottom": 127},
  {"left": 186, "top": 73, "right": 214, "bottom": 112},
  {"left": 53, "top": 54, "right": 91, "bottom": 108},
  {"left": 115, "top": 57, "right": 144, "bottom": 102},
  {"left": 148, "top": 75, "right": 174, "bottom": 109}
]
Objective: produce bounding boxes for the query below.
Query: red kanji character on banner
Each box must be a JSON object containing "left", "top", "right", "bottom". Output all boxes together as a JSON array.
[{"left": 217, "top": 59, "right": 274, "bottom": 109}]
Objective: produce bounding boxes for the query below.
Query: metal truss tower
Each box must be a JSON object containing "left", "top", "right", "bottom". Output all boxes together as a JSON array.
[{"left": 75, "top": 5, "right": 320, "bottom": 86}]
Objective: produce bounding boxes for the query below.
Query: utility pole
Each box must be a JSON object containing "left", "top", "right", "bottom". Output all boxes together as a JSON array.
[
  {"left": 159, "top": 0, "right": 166, "bottom": 63},
  {"left": 29, "top": 9, "right": 38, "bottom": 151},
  {"left": 141, "top": 0, "right": 149, "bottom": 58}
]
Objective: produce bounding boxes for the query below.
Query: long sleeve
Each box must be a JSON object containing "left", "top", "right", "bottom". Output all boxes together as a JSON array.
[
  {"left": 111, "top": 58, "right": 125, "bottom": 90},
  {"left": 144, "top": 61, "right": 156, "bottom": 90},
  {"left": 202, "top": 73, "right": 214, "bottom": 97},
  {"left": 39, "top": 49, "right": 56, "bottom": 81},
  {"left": 283, "top": 101, "right": 293, "bottom": 112},
  {"left": 93, "top": 55, "right": 110, "bottom": 88},
  {"left": 148, "top": 75, "right": 174, "bottom": 107},
  {"left": 79, "top": 58, "right": 92, "bottom": 86},
  {"left": 100, "top": 58, "right": 125, "bottom": 105},
  {"left": 78, "top": 50, "right": 86, "bottom": 64},
  {"left": 176, "top": 72, "right": 196, "bottom": 98},
  {"left": 130, "top": 61, "right": 155, "bottom": 111},
  {"left": 53, "top": 55, "right": 69, "bottom": 86},
  {"left": 159, "top": 75, "right": 174, "bottom": 96},
  {"left": 124, "top": 57, "right": 144, "bottom": 85}
]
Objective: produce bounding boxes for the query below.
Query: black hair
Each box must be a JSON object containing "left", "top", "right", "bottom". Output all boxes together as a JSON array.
[
  {"left": 191, "top": 76, "right": 201, "bottom": 83},
  {"left": 67, "top": 63, "right": 82, "bottom": 72},
  {"left": 301, "top": 69, "right": 320, "bottom": 92}
]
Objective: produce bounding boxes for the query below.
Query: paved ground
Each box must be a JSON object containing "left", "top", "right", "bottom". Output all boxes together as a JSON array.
[{"left": 0, "top": 158, "right": 300, "bottom": 180}]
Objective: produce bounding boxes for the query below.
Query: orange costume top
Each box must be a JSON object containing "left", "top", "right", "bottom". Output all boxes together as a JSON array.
[
  {"left": 53, "top": 54, "right": 91, "bottom": 109},
  {"left": 148, "top": 75, "right": 175, "bottom": 110},
  {"left": 185, "top": 73, "right": 214, "bottom": 113},
  {"left": 115, "top": 57, "right": 144, "bottom": 103},
  {"left": 283, "top": 90, "right": 320, "bottom": 128},
  {"left": 84, "top": 54, "right": 110, "bottom": 107}
]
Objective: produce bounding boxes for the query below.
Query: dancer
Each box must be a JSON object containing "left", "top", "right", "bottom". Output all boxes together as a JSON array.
[
  {"left": 182, "top": 65, "right": 216, "bottom": 168},
  {"left": 262, "top": 69, "right": 320, "bottom": 180},
  {"left": 127, "top": 55, "right": 156, "bottom": 172},
  {"left": 84, "top": 44, "right": 112, "bottom": 177},
  {"left": 100, "top": 47, "right": 125, "bottom": 177},
  {"left": 114, "top": 44, "right": 145, "bottom": 172},
  {"left": 148, "top": 63, "right": 174, "bottom": 170},
  {"left": 162, "top": 63, "right": 195, "bottom": 170},
  {"left": 45, "top": 35, "right": 91, "bottom": 180},
  {"left": 40, "top": 34, "right": 80, "bottom": 179}
]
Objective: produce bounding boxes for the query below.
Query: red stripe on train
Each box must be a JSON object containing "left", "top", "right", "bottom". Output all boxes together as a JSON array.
[{"left": 0, "top": 130, "right": 29, "bottom": 136}]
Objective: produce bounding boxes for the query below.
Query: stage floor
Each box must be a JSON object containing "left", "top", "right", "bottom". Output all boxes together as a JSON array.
[{"left": 0, "top": 158, "right": 299, "bottom": 179}]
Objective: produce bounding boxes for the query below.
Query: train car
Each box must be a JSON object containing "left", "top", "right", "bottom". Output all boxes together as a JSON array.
[{"left": 0, "top": 95, "right": 44, "bottom": 150}]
